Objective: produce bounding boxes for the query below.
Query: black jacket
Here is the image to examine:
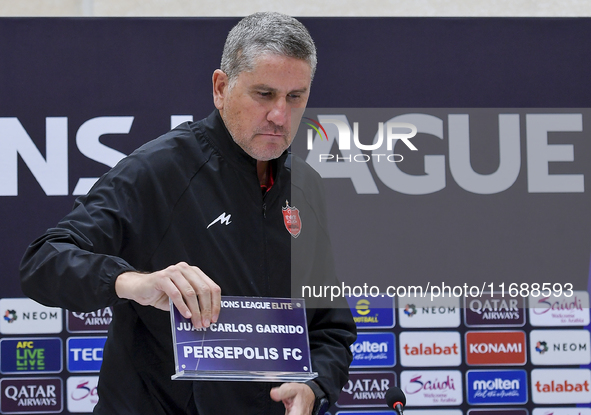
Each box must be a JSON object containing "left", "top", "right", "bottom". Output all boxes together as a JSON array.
[{"left": 20, "top": 110, "right": 356, "bottom": 415}]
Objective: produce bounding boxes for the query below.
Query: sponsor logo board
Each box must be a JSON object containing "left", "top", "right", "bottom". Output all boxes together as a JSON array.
[
  {"left": 67, "top": 376, "right": 99, "bottom": 413},
  {"left": 336, "top": 371, "right": 395, "bottom": 407},
  {"left": 531, "top": 368, "right": 591, "bottom": 404},
  {"left": 529, "top": 291, "right": 590, "bottom": 327},
  {"left": 350, "top": 332, "right": 395, "bottom": 368},
  {"left": 0, "top": 338, "right": 62, "bottom": 374},
  {"left": 399, "top": 331, "right": 461, "bottom": 367},
  {"left": 0, "top": 377, "right": 62, "bottom": 413},
  {"left": 468, "top": 410, "right": 528, "bottom": 415},
  {"left": 465, "top": 330, "right": 526, "bottom": 365},
  {"left": 67, "top": 337, "right": 106, "bottom": 373},
  {"left": 0, "top": 298, "right": 62, "bottom": 334},
  {"left": 346, "top": 295, "right": 395, "bottom": 329},
  {"left": 400, "top": 370, "right": 463, "bottom": 406},
  {"left": 67, "top": 307, "right": 112, "bottom": 333},
  {"left": 399, "top": 295, "right": 460, "bottom": 328},
  {"left": 532, "top": 408, "right": 591, "bottom": 415},
  {"left": 530, "top": 329, "right": 590, "bottom": 365},
  {"left": 466, "top": 369, "right": 528, "bottom": 405},
  {"left": 464, "top": 294, "right": 526, "bottom": 327}
]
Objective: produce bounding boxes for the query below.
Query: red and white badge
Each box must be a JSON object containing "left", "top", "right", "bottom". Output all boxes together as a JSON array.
[{"left": 282, "top": 201, "right": 302, "bottom": 238}]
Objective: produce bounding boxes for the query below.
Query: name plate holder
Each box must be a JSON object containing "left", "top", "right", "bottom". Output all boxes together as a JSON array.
[{"left": 170, "top": 296, "right": 317, "bottom": 382}]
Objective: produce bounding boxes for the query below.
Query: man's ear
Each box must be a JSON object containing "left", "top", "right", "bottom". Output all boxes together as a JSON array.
[{"left": 212, "top": 69, "right": 229, "bottom": 110}]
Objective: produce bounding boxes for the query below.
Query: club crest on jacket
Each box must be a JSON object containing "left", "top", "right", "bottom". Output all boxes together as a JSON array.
[{"left": 282, "top": 200, "right": 302, "bottom": 238}]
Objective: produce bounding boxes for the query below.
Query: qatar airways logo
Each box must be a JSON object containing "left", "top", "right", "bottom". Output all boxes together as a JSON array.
[{"left": 400, "top": 370, "right": 463, "bottom": 406}]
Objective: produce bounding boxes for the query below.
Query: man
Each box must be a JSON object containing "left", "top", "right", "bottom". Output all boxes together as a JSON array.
[{"left": 20, "top": 12, "right": 356, "bottom": 415}]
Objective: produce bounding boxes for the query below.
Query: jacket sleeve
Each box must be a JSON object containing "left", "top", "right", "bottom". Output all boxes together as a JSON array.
[
  {"left": 18, "top": 158, "right": 150, "bottom": 312},
  {"left": 19, "top": 138, "right": 182, "bottom": 312},
  {"left": 307, "top": 306, "right": 356, "bottom": 406}
]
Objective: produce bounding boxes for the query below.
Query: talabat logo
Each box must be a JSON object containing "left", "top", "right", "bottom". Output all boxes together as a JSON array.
[
  {"left": 530, "top": 330, "right": 591, "bottom": 365},
  {"left": 532, "top": 408, "right": 591, "bottom": 415},
  {"left": 465, "top": 331, "right": 526, "bottom": 365},
  {"left": 350, "top": 332, "right": 395, "bottom": 368},
  {"left": 398, "top": 296, "right": 460, "bottom": 328},
  {"left": 532, "top": 368, "right": 591, "bottom": 404},
  {"left": 345, "top": 295, "right": 394, "bottom": 329},
  {"left": 0, "top": 298, "right": 62, "bottom": 335},
  {"left": 67, "top": 337, "right": 106, "bottom": 373},
  {"left": 0, "top": 377, "right": 62, "bottom": 414},
  {"left": 67, "top": 307, "right": 112, "bottom": 333},
  {"left": 466, "top": 369, "right": 528, "bottom": 405},
  {"left": 336, "top": 371, "right": 396, "bottom": 408},
  {"left": 302, "top": 115, "right": 417, "bottom": 163},
  {"left": 67, "top": 376, "right": 99, "bottom": 413},
  {"left": 400, "top": 331, "right": 461, "bottom": 367},
  {"left": 400, "top": 370, "right": 463, "bottom": 406},
  {"left": 529, "top": 291, "right": 590, "bottom": 327},
  {"left": 464, "top": 294, "right": 525, "bottom": 327},
  {"left": 0, "top": 338, "right": 62, "bottom": 374}
]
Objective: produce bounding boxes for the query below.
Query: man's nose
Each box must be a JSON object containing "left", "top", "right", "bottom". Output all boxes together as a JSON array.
[{"left": 267, "top": 98, "right": 289, "bottom": 127}]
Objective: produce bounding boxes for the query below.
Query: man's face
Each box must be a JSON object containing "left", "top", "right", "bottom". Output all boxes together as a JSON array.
[{"left": 213, "top": 53, "right": 312, "bottom": 161}]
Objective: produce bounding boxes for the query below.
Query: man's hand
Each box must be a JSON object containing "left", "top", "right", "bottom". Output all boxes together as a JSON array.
[
  {"left": 115, "top": 261, "right": 221, "bottom": 328},
  {"left": 270, "top": 383, "right": 315, "bottom": 415}
]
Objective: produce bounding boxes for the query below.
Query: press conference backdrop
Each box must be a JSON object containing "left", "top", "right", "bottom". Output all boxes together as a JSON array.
[{"left": 0, "top": 18, "right": 590, "bottom": 414}]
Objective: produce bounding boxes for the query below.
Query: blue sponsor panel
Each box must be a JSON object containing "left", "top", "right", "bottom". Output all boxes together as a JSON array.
[
  {"left": 346, "top": 295, "right": 394, "bottom": 329},
  {"left": 466, "top": 369, "right": 528, "bottom": 405},
  {"left": 350, "top": 332, "right": 395, "bottom": 368},
  {"left": 67, "top": 337, "right": 107, "bottom": 373},
  {"left": 0, "top": 337, "right": 62, "bottom": 374}
]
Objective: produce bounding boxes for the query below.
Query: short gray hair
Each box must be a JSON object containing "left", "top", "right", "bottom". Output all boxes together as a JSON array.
[{"left": 220, "top": 12, "right": 317, "bottom": 85}]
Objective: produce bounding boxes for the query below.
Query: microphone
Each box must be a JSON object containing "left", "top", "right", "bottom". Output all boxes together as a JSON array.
[{"left": 385, "top": 386, "right": 406, "bottom": 415}]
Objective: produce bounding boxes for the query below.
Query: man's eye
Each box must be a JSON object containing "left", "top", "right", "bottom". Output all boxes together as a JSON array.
[
  {"left": 288, "top": 94, "right": 301, "bottom": 100},
  {"left": 258, "top": 91, "right": 272, "bottom": 98}
]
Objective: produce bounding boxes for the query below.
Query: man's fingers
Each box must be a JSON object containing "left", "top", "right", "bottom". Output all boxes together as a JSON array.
[
  {"left": 174, "top": 262, "right": 220, "bottom": 328},
  {"left": 270, "top": 383, "right": 297, "bottom": 402},
  {"left": 158, "top": 275, "right": 193, "bottom": 320}
]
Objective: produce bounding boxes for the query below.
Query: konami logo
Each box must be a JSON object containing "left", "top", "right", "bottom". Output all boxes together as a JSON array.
[
  {"left": 531, "top": 368, "right": 591, "bottom": 404},
  {"left": 400, "top": 331, "right": 461, "bottom": 367},
  {"left": 465, "top": 331, "right": 526, "bottom": 365}
]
